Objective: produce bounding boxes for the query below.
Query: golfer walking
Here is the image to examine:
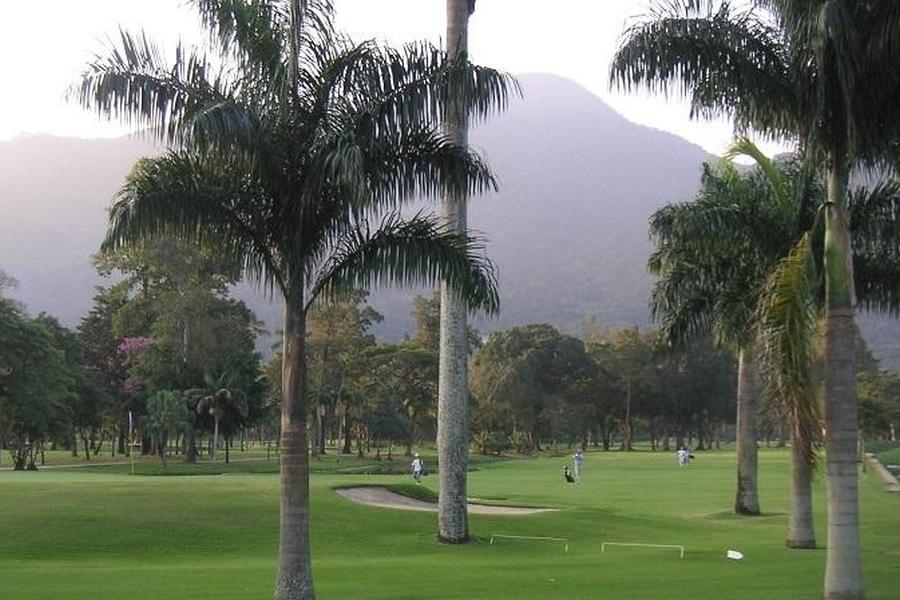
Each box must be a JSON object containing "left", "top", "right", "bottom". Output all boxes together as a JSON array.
[
  {"left": 411, "top": 453, "right": 424, "bottom": 483},
  {"left": 572, "top": 449, "right": 584, "bottom": 482}
]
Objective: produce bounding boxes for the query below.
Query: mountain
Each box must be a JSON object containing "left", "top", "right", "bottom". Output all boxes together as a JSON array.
[{"left": 2, "top": 74, "right": 898, "bottom": 367}]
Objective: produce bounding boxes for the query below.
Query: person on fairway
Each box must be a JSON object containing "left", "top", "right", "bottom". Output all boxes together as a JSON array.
[
  {"left": 411, "top": 453, "right": 424, "bottom": 483},
  {"left": 676, "top": 447, "right": 689, "bottom": 467},
  {"left": 572, "top": 449, "right": 584, "bottom": 482}
]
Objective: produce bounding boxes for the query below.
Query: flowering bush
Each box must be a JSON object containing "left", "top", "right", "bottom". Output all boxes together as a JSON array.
[
  {"left": 117, "top": 336, "right": 153, "bottom": 356},
  {"left": 117, "top": 337, "right": 153, "bottom": 395}
]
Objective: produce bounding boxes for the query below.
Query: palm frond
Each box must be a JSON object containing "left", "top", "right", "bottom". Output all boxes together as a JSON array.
[
  {"left": 724, "top": 136, "right": 788, "bottom": 201},
  {"left": 649, "top": 264, "right": 717, "bottom": 348},
  {"left": 354, "top": 42, "right": 519, "bottom": 133},
  {"left": 648, "top": 154, "right": 818, "bottom": 349},
  {"left": 105, "top": 151, "right": 285, "bottom": 294},
  {"left": 811, "top": 0, "right": 861, "bottom": 155},
  {"left": 313, "top": 126, "right": 497, "bottom": 210},
  {"left": 755, "top": 231, "right": 821, "bottom": 468},
  {"left": 74, "top": 31, "right": 217, "bottom": 143},
  {"left": 611, "top": 0, "right": 797, "bottom": 136},
  {"left": 190, "top": 0, "right": 288, "bottom": 77},
  {"left": 849, "top": 179, "right": 900, "bottom": 315},
  {"left": 308, "top": 214, "right": 498, "bottom": 315}
]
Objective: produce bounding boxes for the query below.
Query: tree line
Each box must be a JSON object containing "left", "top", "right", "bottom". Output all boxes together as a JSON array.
[{"left": 7, "top": 251, "right": 897, "bottom": 474}]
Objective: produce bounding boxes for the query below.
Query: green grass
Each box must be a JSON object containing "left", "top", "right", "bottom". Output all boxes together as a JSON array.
[
  {"left": 0, "top": 448, "right": 897, "bottom": 599},
  {"left": 875, "top": 445, "right": 900, "bottom": 466},
  {"left": 870, "top": 442, "right": 900, "bottom": 477}
]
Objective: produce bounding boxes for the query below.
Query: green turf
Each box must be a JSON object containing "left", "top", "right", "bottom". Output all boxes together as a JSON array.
[
  {"left": 0, "top": 448, "right": 897, "bottom": 599},
  {"left": 875, "top": 446, "right": 900, "bottom": 466}
]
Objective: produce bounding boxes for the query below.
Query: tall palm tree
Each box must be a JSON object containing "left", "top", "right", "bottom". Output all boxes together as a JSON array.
[
  {"left": 438, "top": 0, "right": 479, "bottom": 544},
  {"left": 612, "top": 3, "right": 900, "bottom": 595},
  {"left": 190, "top": 372, "right": 249, "bottom": 463},
  {"left": 74, "top": 2, "right": 514, "bottom": 598},
  {"left": 648, "top": 150, "right": 819, "bottom": 518}
]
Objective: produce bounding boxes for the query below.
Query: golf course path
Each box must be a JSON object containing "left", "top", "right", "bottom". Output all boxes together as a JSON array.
[{"left": 335, "top": 486, "right": 559, "bottom": 515}]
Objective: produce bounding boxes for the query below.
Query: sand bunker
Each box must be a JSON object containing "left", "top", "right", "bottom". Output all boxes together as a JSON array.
[{"left": 335, "top": 486, "right": 558, "bottom": 515}]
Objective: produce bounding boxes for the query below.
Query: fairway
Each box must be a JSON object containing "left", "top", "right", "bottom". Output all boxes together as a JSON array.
[{"left": 1, "top": 449, "right": 898, "bottom": 599}]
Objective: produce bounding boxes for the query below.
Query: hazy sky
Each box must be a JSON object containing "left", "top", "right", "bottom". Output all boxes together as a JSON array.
[{"left": 0, "top": 0, "right": 786, "bottom": 156}]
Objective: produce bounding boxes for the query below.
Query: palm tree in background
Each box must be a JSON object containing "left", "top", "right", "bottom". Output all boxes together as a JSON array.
[
  {"left": 649, "top": 147, "right": 819, "bottom": 519},
  {"left": 190, "top": 372, "right": 249, "bottom": 464},
  {"left": 144, "top": 390, "right": 192, "bottom": 469},
  {"left": 74, "top": 1, "right": 514, "bottom": 598},
  {"left": 612, "top": 2, "right": 900, "bottom": 595}
]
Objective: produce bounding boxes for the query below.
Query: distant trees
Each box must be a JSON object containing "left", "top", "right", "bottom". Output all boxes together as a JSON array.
[
  {"left": 363, "top": 345, "right": 438, "bottom": 457},
  {"left": 79, "top": 238, "right": 266, "bottom": 465},
  {"left": 307, "top": 291, "right": 383, "bottom": 456},
  {"left": 78, "top": 284, "right": 131, "bottom": 456},
  {"left": 469, "top": 322, "right": 734, "bottom": 455},
  {"left": 270, "top": 292, "right": 441, "bottom": 462},
  {"left": 471, "top": 324, "right": 594, "bottom": 452},
  {"left": 0, "top": 299, "right": 75, "bottom": 470},
  {"left": 144, "top": 390, "right": 192, "bottom": 468}
]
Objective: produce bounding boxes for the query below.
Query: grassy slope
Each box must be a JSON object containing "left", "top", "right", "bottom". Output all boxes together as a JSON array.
[
  {"left": 875, "top": 446, "right": 900, "bottom": 466},
  {"left": 0, "top": 449, "right": 897, "bottom": 599}
]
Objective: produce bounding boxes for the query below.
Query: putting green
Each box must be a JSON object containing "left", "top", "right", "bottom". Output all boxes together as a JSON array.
[{"left": 0, "top": 448, "right": 897, "bottom": 599}]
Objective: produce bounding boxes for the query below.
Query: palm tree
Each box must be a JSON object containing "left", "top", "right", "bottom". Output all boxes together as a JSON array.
[
  {"left": 649, "top": 150, "right": 819, "bottom": 518},
  {"left": 144, "top": 390, "right": 192, "bottom": 469},
  {"left": 437, "top": 0, "right": 481, "bottom": 545},
  {"left": 755, "top": 174, "right": 900, "bottom": 551},
  {"left": 190, "top": 372, "right": 249, "bottom": 464},
  {"left": 612, "top": 3, "right": 900, "bottom": 595},
  {"left": 74, "top": 2, "right": 514, "bottom": 598}
]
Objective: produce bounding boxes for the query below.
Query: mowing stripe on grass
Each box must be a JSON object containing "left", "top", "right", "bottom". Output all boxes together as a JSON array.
[
  {"left": 490, "top": 534, "right": 569, "bottom": 552},
  {"left": 601, "top": 542, "right": 685, "bottom": 559}
]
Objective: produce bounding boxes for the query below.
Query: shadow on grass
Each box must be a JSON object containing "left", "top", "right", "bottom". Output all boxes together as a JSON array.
[{"left": 699, "top": 509, "right": 786, "bottom": 521}]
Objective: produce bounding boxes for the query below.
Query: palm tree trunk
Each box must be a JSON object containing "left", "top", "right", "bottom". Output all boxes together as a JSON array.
[
  {"left": 437, "top": 0, "right": 473, "bottom": 545},
  {"left": 735, "top": 347, "right": 761, "bottom": 515},
  {"left": 274, "top": 3, "right": 315, "bottom": 595},
  {"left": 212, "top": 416, "right": 220, "bottom": 463},
  {"left": 316, "top": 404, "right": 325, "bottom": 455},
  {"left": 787, "top": 426, "right": 816, "bottom": 549},
  {"left": 274, "top": 287, "right": 314, "bottom": 600},
  {"left": 185, "top": 428, "right": 198, "bottom": 464},
  {"left": 624, "top": 379, "right": 633, "bottom": 451},
  {"left": 159, "top": 433, "right": 168, "bottom": 469},
  {"left": 822, "top": 161, "right": 862, "bottom": 600},
  {"left": 342, "top": 405, "right": 352, "bottom": 455}
]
